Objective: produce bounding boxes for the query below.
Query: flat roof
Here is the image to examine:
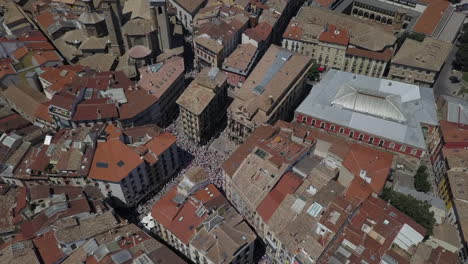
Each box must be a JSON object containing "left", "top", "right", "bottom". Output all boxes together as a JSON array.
[{"left": 392, "top": 37, "right": 452, "bottom": 72}]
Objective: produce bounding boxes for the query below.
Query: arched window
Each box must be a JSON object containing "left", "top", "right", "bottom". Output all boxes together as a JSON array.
[
  {"left": 158, "top": 6, "right": 163, "bottom": 15},
  {"left": 312, "top": 120, "right": 316, "bottom": 126},
  {"left": 379, "top": 140, "right": 384, "bottom": 147},
  {"left": 358, "top": 134, "right": 364, "bottom": 141},
  {"left": 369, "top": 137, "right": 374, "bottom": 144},
  {"left": 349, "top": 131, "right": 354, "bottom": 138},
  {"left": 330, "top": 125, "right": 335, "bottom": 131},
  {"left": 339, "top": 128, "right": 345, "bottom": 134},
  {"left": 320, "top": 122, "right": 325, "bottom": 129}
]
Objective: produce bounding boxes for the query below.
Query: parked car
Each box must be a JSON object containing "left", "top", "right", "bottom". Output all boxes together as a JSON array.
[{"left": 449, "top": 76, "right": 461, "bottom": 83}]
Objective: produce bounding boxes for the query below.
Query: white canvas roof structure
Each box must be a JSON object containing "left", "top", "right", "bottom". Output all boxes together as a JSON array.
[{"left": 295, "top": 70, "right": 438, "bottom": 150}]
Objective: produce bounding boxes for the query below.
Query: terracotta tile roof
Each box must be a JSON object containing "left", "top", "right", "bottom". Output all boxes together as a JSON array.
[
  {"left": 256, "top": 171, "right": 303, "bottom": 222},
  {"left": 34, "top": 102, "right": 53, "bottom": 123},
  {"left": 144, "top": 132, "right": 176, "bottom": 156},
  {"left": 440, "top": 120, "right": 468, "bottom": 145},
  {"left": 88, "top": 125, "right": 144, "bottom": 182},
  {"left": 243, "top": 22, "right": 272, "bottom": 42},
  {"left": 33, "top": 50, "right": 62, "bottom": 65},
  {"left": 152, "top": 184, "right": 223, "bottom": 244},
  {"left": 282, "top": 20, "right": 304, "bottom": 40},
  {"left": 0, "top": 58, "right": 16, "bottom": 79},
  {"left": 49, "top": 91, "right": 77, "bottom": 110},
  {"left": 315, "top": 0, "right": 336, "bottom": 8},
  {"left": 25, "top": 42, "right": 55, "bottom": 51},
  {"left": 343, "top": 143, "right": 393, "bottom": 203},
  {"left": 323, "top": 195, "right": 426, "bottom": 263},
  {"left": 318, "top": 24, "right": 349, "bottom": 46},
  {"left": 36, "top": 11, "right": 55, "bottom": 28},
  {"left": 0, "top": 114, "right": 30, "bottom": 133},
  {"left": 33, "top": 231, "right": 64, "bottom": 264},
  {"left": 412, "top": 0, "right": 450, "bottom": 35},
  {"left": 72, "top": 103, "right": 118, "bottom": 121},
  {"left": 346, "top": 47, "right": 393, "bottom": 61},
  {"left": 13, "top": 46, "right": 29, "bottom": 60}
]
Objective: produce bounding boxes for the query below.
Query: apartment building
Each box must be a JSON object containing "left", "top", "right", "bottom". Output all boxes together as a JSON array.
[
  {"left": 295, "top": 70, "right": 439, "bottom": 159},
  {"left": 222, "top": 43, "right": 260, "bottom": 88},
  {"left": 176, "top": 67, "right": 228, "bottom": 143},
  {"left": 89, "top": 124, "right": 179, "bottom": 207},
  {"left": 389, "top": 37, "right": 452, "bottom": 87},
  {"left": 227, "top": 45, "right": 312, "bottom": 144},
  {"left": 221, "top": 121, "right": 436, "bottom": 263},
  {"left": 145, "top": 168, "right": 257, "bottom": 264},
  {"left": 434, "top": 120, "right": 468, "bottom": 261},
  {"left": 282, "top": 6, "right": 395, "bottom": 78},
  {"left": 193, "top": 3, "right": 249, "bottom": 69},
  {"left": 168, "top": 0, "right": 207, "bottom": 32}
]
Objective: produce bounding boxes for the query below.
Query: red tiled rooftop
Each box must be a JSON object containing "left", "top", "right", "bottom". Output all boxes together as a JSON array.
[
  {"left": 36, "top": 11, "right": 55, "bottom": 28},
  {"left": 257, "top": 171, "right": 303, "bottom": 222},
  {"left": 33, "top": 51, "right": 62, "bottom": 65},
  {"left": 346, "top": 47, "right": 393, "bottom": 61},
  {"left": 13, "top": 46, "right": 29, "bottom": 60},
  {"left": 151, "top": 184, "right": 223, "bottom": 244},
  {"left": 343, "top": 143, "right": 393, "bottom": 203},
  {"left": 34, "top": 102, "right": 53, "bottom": 123},
  {"left": 88, "top": 125, "right": 143, "bottom": 182},
  {"left": 0, "top": 58, "right": 16, "bottom": 79},
  {"left": 72, "top": 103, "right": 118, "bottom": 121},
  {"left": 244, "top": 22, "right": 272, "bottom": 42},
  {"left": 440, "top": 120, "right": 468, "bottom": 146},
  {"left": 319, "top": 25, "right": 349, "bottom": 46},
  {"left": 33, "top": 231, "right": 64, "bottom": 264},
  {"left": 282, "top": 21, "right": 303, "bottom": 40},
  {"left": 144, "top": 132, "right": 176, "bottom": 156},
  {"left": 412, "top": 0, "right": 450, "bottom": 35}
]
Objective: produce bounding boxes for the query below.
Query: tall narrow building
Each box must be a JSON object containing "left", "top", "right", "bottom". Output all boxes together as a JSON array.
[
  {"left": 78, "top": 0, "right": 107, "bottom": 37},
  {"left": 149, "top": 0, "right": 172, "bottom": 52},
  {"left": 102, "top": 0, "right": 125, "bottom": 55}
]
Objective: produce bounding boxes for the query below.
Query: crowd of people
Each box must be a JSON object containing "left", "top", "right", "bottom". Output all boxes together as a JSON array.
[{"left": 136, "top": 116, "right": 228, "bottom": 216}]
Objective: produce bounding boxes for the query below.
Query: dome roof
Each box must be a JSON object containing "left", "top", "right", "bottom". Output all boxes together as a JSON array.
[{"left": 128, "top": 45, "right": 152, "bottom": 59}]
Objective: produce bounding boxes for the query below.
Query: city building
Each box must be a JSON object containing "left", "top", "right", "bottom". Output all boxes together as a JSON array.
[
  {"left": 45, "top": 56, "right": 185, "bottom": 128},
  {"left": 389, "top": 37, "right": 452, "bottom": 87},
  {"left": 334, "top": 0, "right": 452, "bottom": 37},
  {"left": 222, "top": 43, "right": 260, "bottom": 88},
  {"left": 0, "top": 184, "right": 186, "bottom": 264},
  {"left": 227, "top": 45, "right": 312, "bottom": 144},
  {"left": 88, "top": 124, "right": 179, "bottom": 207},
  {"left": 434, "top": 120, "right": 468, "bottom": 261},
  {"left": 320, "top": 194, "right": 426, "bottom": 263},
  {"left": 168, "top": 0, "right": 207, "bottom": 32},
  {"left": 146, "top": 168, "right": 257, "bottom": 264},
  {"left": 222, "top": 121, "right": 409, "bottom": 263},
  {"left": 295, "top": 70, "right": 439, "bottom": 159},
  {"left": 282, "top": 6, "right": 395, "bottom": 78},
  {"left": 176, "top": 67, "right": 228, "bottom": 143},
  {"left": 193, "top": 3, "right": 249, "bottom": 69}
]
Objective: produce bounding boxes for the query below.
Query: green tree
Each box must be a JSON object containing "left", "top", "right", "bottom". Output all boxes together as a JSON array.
[
  {"left": 455, "top": 44, "right": 468, "bottom": 71},
  {"left": 459, "top": 32, "right": 468, "bottom": 44},
  {"left": 380, "top": 188, "right": 436, "bottom": 236},
  {"left": 414, "top": 165, "right": 431, "bottom": 193},
  {"left": 407, "top": 32, "right": 425, "bottom": 42},
  {"left": 308, "top": 63, "right": 320, "bottom": 81}
]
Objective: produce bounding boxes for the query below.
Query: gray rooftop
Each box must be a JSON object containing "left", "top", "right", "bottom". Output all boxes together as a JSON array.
[{"left": 295, "top": 70, "right": 438, "bottom": 150}]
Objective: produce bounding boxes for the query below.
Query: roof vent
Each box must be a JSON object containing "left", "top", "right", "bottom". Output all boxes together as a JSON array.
[{"left": 388, "top": 82, "right": 392, "bottom": 86}]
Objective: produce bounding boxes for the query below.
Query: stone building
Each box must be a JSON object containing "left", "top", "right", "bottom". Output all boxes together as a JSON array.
[
  {"left": 282, "top": 6, "right": 395, "bottom": 78},
  {"left": 227, "top": 45, "right": 312, "bottom": 144},
  {"left": 389, "top": 37, "right": 451, "bottom": 87},
  {"left": 146, "top": 168, "right": 257, "bottom": 264},
  {"left": 176, "top": 67, "right": 228, "bottom": 144}
]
